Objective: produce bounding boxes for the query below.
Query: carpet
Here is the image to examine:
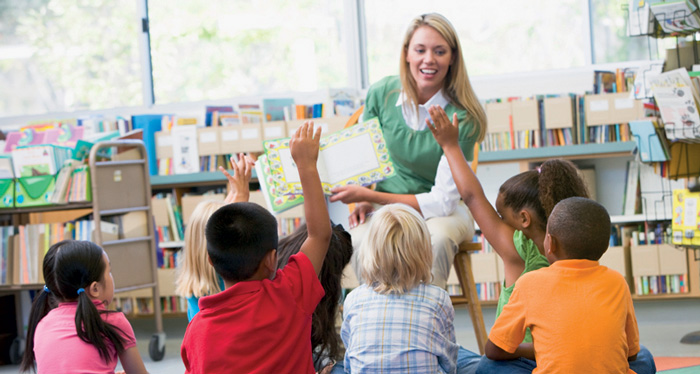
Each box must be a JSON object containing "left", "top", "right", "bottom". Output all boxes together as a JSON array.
[{"left": 656, "top": 357, "right": 700, "bottom": 373}]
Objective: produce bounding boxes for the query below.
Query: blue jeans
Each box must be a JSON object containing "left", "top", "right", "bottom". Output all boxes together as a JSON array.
[
  {"left": 330, "top": 346, "right": 482, "bottom": 374},
  {"left": 475, "top": 345, "right": 656, "bottom": 374}
]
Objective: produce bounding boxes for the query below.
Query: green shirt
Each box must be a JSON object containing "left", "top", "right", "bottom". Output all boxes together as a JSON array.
[
  {"left": 364, "top": 76, "right": 477, "bottom": 195},
  {"left": 495, "top": 230, "right": 550, "bottom": 343}
]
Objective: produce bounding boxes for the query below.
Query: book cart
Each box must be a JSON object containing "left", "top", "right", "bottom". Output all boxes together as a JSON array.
[
  {"left": 88, "top": 140, "right": 165, "bottom": 360},
  {"left": 0, "top": 139, "right": 165, "bottom": 364}
]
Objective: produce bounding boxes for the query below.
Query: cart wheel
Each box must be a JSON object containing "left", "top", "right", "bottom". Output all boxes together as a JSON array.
[
  {"left": 9, "top": 337, "right": 24, "bottom": 365},
  {"left": 149, "top": 333, "right": 166, "bottom": 361}
]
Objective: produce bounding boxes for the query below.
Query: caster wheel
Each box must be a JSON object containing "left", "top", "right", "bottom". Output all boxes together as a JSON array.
[
  {"left": 9, "top": 337, "right": 24, "bottom": 365},
  {"left": 149, "top": 333, "right": 166, "bottom": 361}
]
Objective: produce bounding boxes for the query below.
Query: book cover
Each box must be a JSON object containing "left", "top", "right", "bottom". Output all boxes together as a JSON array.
[
  {"left": 132, "top": 114, "right": 166, "bottom": 176},
  {"left": 205, "top": 106, "right": 233, "bottom": 127},
  {"left": 262, "top": 117, "right": 395, "bottom": 196},
  {"left": 254, "top": 154, "right": 304, "bottom": 215},
  {"left": 650, "top": 68, "right": 700, "bottom": 141}
]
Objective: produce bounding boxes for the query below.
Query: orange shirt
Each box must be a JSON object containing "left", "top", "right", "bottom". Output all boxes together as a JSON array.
[{"left": 489, "top": 259, "right": 640, "bottom": 374}]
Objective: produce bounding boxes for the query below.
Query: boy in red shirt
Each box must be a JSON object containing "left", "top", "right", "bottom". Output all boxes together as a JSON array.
[
  {"left": 484, "top": 197, "right": 656, "bottom": 374},
  {"left": 181, "top": 122, "right": 332, "bottom": 374}
]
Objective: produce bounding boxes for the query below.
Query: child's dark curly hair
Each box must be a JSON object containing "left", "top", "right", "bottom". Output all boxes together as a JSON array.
[
  {"left": 277, "top": 222, "right": 353, "bottom": 369},
  {"left": 498, "top": 158, "right": 589, "bottom": 231}
]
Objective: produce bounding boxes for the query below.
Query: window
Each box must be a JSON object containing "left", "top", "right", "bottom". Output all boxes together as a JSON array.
[
  {"left": 148, "top": 0, "right": 349, "bottom": 104},
  {"left": 0, "top": 0, "right": 143, "bottom": 117},
  {"left": 363, "top": 0, "right": 589, "bottom": 85},
  {"left": 590, "top": 0, "right": 665, "bottom": 63}
]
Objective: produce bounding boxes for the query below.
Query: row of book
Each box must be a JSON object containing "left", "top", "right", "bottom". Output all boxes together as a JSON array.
[
  {"left": 0, "top": 219, "right": 121, "bottom": 285},
  {"left": 115, "top": 296, "right": 188, "bottom": 316},
  {"left": 446, "top": 234, "right": 503, "bottom": 302},
  {"left": 633, "top": 274, "right": 689, "bottom": 295},
  {"left": 152, "top": 193, "right": 185, "bottom": 243},
  {"left": 480, "top": 92, "right": 647, "bottom": 152}
]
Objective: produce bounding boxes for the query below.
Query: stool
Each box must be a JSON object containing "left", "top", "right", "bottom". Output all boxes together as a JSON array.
[{"left": 450, "top": 240, "right": 488, "bottom": 354}]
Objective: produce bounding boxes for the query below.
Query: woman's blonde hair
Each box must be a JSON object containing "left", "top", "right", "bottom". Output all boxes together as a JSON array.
[
  {"left": 399, "top": 13, "right": 487, "bottom": 142},
  {"left": 176, "top": 200, "right": 225, "bottom": 299},
  {"left": 358, "top": 204, "right": 432, "bottom": 294}
]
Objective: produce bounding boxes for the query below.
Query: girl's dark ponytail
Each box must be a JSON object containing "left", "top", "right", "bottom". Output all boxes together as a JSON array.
[
  {"left": 75, "top": 287, "right": 125, "bottom": 362},
  {"left": 20, "top": 287, "right": 53, "bottom": 372},
  {"left": 538, "top": 159, "right": 589, "bottom": 219}
]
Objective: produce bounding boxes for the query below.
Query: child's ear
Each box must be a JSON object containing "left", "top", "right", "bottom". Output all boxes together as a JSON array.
[
  {"left": 264, "top": 249, "right": 277, "bottom": 273},
  {"left": 519, "top": 209, "right": 532, "bottom": 228},
  {"left": 87, "top": 281, "right": 101, "bottom": 299}
]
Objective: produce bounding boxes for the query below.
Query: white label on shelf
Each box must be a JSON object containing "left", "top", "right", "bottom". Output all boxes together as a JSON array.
[
  {"left": 264, "top": 126, "right": 283, "bottom": 138},
  {"left": 614, "top": 98, "right": 634, "bottom": 109},
  {"left": 222, "top": 130, "right": 239, "bottom": 141},
  {"left": 589, "top": 100, "right": 609, "bottom": 111},
  {"left": 241, "top": 128, "right": 260, "bottom": 140},
  {"left": 157, "top": 135, "right": 173, "bottom": 147},
  {"left": 200, "top": 132, "right": 217, "bottom": 143},
  {"left": 685, "top": 197, "right": 697, "bottom": 227}
]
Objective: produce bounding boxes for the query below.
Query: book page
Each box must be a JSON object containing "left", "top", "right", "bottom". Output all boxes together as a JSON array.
[{"left": 262, "top": 117, "right": 395, "bottom": 195}]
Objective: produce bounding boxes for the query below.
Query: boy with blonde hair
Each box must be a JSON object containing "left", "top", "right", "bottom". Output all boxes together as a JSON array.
[
  {"left": 180, "top": 122, "right": 332, "bottom": 374},
  {"left": 483, "top": 197, "right": 656, "bottom": 374},
  {"left": 335, "top": 203, "right": 480, "bottom": 374}
]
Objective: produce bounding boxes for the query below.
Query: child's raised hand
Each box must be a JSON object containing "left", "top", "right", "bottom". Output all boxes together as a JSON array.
[
  {"left": 427, "top": 105, "right": 460, "bottom": 149},
  {"left": 290, "top": 121, "right": 322, "bottom": 170},
  {"left": 221, "top": 153, "right": 254, "bottom": 203}
]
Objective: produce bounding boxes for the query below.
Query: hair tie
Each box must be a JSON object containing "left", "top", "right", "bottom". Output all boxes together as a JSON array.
[
  {"left": 43, "top": 285, "right": 51, "bottom": 293},
  {"left": 77, "top": 288, "right": 85, "bottom": 296},
  {"left": 536, "top": 167, "right": 542, "bottom": 174}
]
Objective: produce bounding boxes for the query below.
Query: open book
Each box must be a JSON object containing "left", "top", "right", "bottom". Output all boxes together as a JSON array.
[{"left": 256, "top": 117, "right": 395, "bottom": 214}]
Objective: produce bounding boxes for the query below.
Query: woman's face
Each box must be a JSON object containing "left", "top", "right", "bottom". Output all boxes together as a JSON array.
[{"left": 405, "top": 25, "right": 453, "bottom": 103}]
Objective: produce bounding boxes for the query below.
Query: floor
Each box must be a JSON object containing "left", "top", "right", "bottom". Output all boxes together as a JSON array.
[{"left": 2, "top": 299, "right": 699, "bottom": 373}]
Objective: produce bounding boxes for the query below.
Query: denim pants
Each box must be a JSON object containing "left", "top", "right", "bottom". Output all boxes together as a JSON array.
[
  {"left": 474, "top": 345, "right": 656, "bottom": 374},
  {"left": 331, "top": 346, "right": 482, "bottom": 374}
]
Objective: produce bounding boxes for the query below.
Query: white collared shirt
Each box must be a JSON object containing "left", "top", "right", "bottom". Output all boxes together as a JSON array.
[{"left": 390, "top": 90, "right": 463, "bottom": 219}]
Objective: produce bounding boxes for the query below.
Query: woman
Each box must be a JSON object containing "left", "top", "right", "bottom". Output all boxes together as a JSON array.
[{"left": 330, "top": 13, "right": 487, "bottom": 289}]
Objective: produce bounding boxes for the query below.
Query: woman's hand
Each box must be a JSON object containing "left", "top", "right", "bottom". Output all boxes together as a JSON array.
[
  {"left": 221, "top": 153, "right": 254, "bottom": 203},
  {"left": 329, "top": 185, "right": 372, "bottom": 204},
  {"left": 427, "top": 105, "right": 460, "bottom": 149},
  {"left": 348, "top": 202, "right": 374, "bottom": 229}
]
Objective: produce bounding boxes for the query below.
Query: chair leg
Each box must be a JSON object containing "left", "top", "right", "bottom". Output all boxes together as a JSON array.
[{"left": 454, "top": 251, "right": 488, "bottom": 355}]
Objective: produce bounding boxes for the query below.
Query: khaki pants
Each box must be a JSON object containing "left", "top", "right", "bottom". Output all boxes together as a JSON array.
[{"left": 342, "top": 202, "right": 475, "bottom": 289}]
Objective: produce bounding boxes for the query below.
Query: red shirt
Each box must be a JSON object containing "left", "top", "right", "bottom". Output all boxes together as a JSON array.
[{"left": 181, "top": 252, "right": 324, "bottom": 374}]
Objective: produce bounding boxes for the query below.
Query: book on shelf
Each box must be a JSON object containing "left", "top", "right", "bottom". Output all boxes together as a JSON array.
[
  {"left": 205, "top": 106, "right": 234, "bottom": 127},
  {"left": 261, "top": 117, "right": 396, "bottom": 197},
  {"left": 239, "top": 104, "right": 264, "bottom": 124},
  {"left": 132, "top": 114, "right": 166, "bottom": 176},
  {"left": 628, "top": 0, "right": 655, "bottom": 36},
  {"left": 650, "top": 0, "right": 700, "bottom": 34},
  {"left": 171, "top": 125, "right": 200, "bottom": 175},
  {"left": 263, "top": 98, "right": 295, "bottom": 122},
  {"left": 672, "top": 188, "right": 700, "bottom": 246},
  {"left": 629, "top": 119, "right": 670, "bottom": 162}
]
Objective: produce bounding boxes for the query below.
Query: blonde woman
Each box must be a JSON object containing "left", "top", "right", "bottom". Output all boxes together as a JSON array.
[
  {"left": 330, "top": 13, "right": 486, "bottom": 288},
  {"left": 333, "top": 204, "right": 480, "bottom": 374},
  {"left": 176, "top": 153, "right": 253, "bottom": 321}
]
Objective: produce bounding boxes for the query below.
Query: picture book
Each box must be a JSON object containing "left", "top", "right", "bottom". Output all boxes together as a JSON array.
[
  {"left": 650, "top": 0, "right": 700, "bottom": 33},
  {"left": 171, "top": 125, "right": 199, "bottom": 175},
  {"left": 649, "top": 68, "right": 700, "bottom": 141},
  {"left": 239, "top": 104, "right": 264, "bottom": 124},
  {"left": 255, "top": 154, "right": 305, "bottom": 215},
  {"left": 672, "top": 188, "right": 700, "bottom": 246},
  {"left": 262, "top": 117, "right": 395, "bottom": 196}
]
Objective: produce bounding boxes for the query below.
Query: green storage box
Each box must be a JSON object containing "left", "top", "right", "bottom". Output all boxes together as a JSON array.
[
  {"left": 0, "top": 179, "right": 14, "bottom": 208},
  {"left": 15, "top": 174, "right": 56, "bottom": 207}
]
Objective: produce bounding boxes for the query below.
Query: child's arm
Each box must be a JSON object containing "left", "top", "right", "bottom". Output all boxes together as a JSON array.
[
  {"left": 220, "top": 153, "right": 254, "bottom": 203},
  {"left": 427, "top": 105, "right": 524, "bottom": 284},
  {"left": 118, "top": 346, "right": 149, "bottom": 374},
  {"left": 485, "top": 340, "right": 535, "bottom": 361},
  {"left": 289, "top": 122, "right": 332, "bottom": 276}
]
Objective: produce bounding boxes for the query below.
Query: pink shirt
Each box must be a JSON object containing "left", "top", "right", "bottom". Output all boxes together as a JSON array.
[
  {"left": 34, "top": 300, "right": 137, "bottom": 374},
  {"left": 181, "top": 252, "right": 325, "bottom": 374}
]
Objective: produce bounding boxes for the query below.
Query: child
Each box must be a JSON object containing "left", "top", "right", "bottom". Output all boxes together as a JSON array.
[
  {"left": 336, "top": 203, "right": 481, "bottom": 374},
  {"left": 428, "top": 106, "right": 656, "bottom": 373},
  {"left": 277, "top": 222, "right": 353, "bottom": 373},
  {"left": 20, "top": 240, "right": 148, "bottom": 374},
  {"left": 427, "top": 105, "right": 588, "bottom": 340},
  {"left": 176, "top": 153, "right": 253, "bottom": 321},
  {"left": 180, "top": 122, "right": 332, "bottom": 374},
  {"left": 484, "top": 197, "right": 652, "bottom": 373}
]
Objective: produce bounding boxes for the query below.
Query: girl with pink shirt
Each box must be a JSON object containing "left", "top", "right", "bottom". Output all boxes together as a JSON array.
[{"left": 20, "top": 240, "right": 148, "bottom": 374}]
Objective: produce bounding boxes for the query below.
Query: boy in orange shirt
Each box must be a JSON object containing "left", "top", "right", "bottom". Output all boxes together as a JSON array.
[{"left": 483, "top": 197, "right": 656, "bottom": 374}]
